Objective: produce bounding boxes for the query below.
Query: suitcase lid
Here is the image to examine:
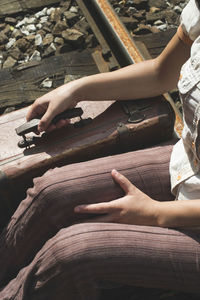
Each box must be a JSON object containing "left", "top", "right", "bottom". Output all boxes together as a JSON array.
[
  {"left": 0, "top": 97, "right": 174, "bottom": 179},
  {"left": 0, "top": 101, "right": 114, "bottom": 166}
]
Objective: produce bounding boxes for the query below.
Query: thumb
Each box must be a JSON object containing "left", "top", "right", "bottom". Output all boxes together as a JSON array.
[{"left": 111, "top": 169, "right": 134, "bottom": 194}]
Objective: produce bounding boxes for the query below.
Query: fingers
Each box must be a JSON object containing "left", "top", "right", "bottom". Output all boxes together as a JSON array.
[
  {"left": 75, "top": 202, "right": 118, "bottom": 223},
  {"left": 38, "top": 108, "right": 56, "bottom": 132},
  {"left": 111, "top": 169, "right": 134, "bottom": 194},
  {"left": 45, "top": 119, "right": 70, "bottom": 133},
  {"left": 26, "top": 95, "right": 57, "bottom": 132},
  {"left": 74, "top": 201, "right": 117, "bottom": 214},
  {"left": 26, "top": 104, "right": 40, "bottom": 122},
  {"left": 55, "top": 119, "right": 70, "bottom": 129}
]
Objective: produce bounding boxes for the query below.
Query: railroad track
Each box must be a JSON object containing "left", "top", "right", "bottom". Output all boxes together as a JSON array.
[{"left": 76, "top": 0, "right": 183, "bottom": 137}]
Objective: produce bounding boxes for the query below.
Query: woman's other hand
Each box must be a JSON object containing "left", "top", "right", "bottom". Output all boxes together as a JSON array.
[{"left": 74, "top": 169, "right": 159, "bottom": 226}]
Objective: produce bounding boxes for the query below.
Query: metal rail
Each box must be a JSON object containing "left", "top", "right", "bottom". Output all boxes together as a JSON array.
[
  {"left": 77, "top": 0, "right": 145, "bottom": 67},
  {"left": 76, "top": 0, "right": 183, "bottom": 136}
]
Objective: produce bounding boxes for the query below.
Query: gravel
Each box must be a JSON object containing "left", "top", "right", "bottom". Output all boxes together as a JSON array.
[{"left": 0, "top": 0, "right": 188, "bottom": 69}]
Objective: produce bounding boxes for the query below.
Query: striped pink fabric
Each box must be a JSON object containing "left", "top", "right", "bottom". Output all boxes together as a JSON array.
[{"left": 1, "top": 144, "right": 199, "bottom": 299}]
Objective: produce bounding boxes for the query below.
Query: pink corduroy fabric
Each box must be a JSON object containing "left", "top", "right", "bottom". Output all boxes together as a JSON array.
[{"left": 1, "top": 144, "right": 199, "bottom": 299}]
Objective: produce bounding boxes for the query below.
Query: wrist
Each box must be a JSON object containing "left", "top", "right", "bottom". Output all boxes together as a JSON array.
[
  {"left": 138, "top": 200, "right": 163, "bottom": 227},
  {"left": 146, "top": 200, "right": 163, "bottom": 227},
  {"left": 59, "top": 77, "right": 88, "bottom": 107},
  {"left": 155, "top": 201, "right": 177, "bottom": 228},
  {"left": 67, "top": 76, "right": 92, "bottom": 104},
  {"left": 153, "top": 201, "right": 167, "bottom": 227}
]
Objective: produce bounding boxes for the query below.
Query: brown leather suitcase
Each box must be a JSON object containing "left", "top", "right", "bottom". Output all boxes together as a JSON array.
[{"left": 0, "top": 96, "right": 175, "bottom": 228}]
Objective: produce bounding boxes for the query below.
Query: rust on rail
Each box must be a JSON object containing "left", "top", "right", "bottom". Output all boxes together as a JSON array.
[{"left": 96, "top": 0, "right": 143, "bottom": 63}]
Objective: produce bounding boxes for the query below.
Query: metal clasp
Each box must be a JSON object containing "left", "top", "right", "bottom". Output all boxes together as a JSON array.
[{"left": 121, "top": 101, "right": 150, "bottom": 123}]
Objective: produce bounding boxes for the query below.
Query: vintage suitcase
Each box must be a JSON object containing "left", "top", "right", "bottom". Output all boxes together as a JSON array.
[{"left": 0, "top": 96, "right": 175, "bottom": 228}]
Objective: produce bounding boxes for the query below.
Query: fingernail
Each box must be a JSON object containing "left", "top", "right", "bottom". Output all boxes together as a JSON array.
[
  {"left": 74, "top": 206, "right": 81, "bottom": 212},
  {"left": 112, "top": 169, "right": 118, "bottom": 175}
]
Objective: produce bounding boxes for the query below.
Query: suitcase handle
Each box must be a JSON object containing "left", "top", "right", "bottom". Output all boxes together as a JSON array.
[{"left": 15, "top": 107, "right": 83, "bottom": 136}]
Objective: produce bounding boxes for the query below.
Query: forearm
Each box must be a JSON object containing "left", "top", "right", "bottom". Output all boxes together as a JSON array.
[
  {"left": 70, "top": 33, "right": 190, "bottom": 103},
  {"left": 74, "top": 59, "right": 166, "bottom": 102},
  {"left": 156, "top": 200, "right": 200, "bottom": 228}
]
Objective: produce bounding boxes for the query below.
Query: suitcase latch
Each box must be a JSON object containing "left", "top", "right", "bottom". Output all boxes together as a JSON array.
[
  {"left": 15, "top": 107, "right": 85, "bottom": 148},
  {"left": 121, "top": 101, "right": 149, "bottom": 123}
]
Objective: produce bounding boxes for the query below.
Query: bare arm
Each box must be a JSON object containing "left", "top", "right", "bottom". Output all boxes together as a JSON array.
[
  {"left": 157, "top": 200, "right": 200, "bottom": 228},
  {"left": 75, "top": 33, "right": 191, "bottom": 101},
  {"left": 27, "top": 32, "right": 191, "bottom": 131}
]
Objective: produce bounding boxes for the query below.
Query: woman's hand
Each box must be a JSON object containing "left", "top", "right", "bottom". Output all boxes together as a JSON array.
[
  {"left": 26, "top": 80, "right": 82, "bottom": 132},
  {"left": 74, "top": 169, "right": 159, "bottom": 226}
]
